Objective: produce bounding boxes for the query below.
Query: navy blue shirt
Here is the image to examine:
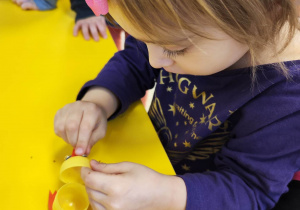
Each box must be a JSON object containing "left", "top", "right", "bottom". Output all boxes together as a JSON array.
[{"left": 78, "top": 36, "right": 300, "bottom": 210}]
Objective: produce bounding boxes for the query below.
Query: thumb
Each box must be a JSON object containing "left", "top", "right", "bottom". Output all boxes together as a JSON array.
[
  {"left": 90, "top": 160, "right": 132, "bottom": 174},
  {"left": 81, "top": 166, "right": 93, "bottom": 182}
]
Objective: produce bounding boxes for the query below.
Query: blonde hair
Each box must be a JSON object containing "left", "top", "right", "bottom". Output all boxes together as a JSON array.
[{"left": 107, "top": 0, "right": 299, "bottom": 76}]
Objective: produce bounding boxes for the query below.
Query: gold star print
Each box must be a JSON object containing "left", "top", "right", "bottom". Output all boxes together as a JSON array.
[
  {"left": 168, "top": 104, "right": 176, "bottom": 116},
  {"left": 174, "top": 142, "right": 177, "bottom": 147},
  {"left": 167, "top": 87, "right": 173, "bottom": 92},
  {"left": 184, "top": 121, "right": 187, "bottom": 125},
  {"left": 183, "top": 140, "right": 191, "bottom": 148},
  {"left": 176, "top": 121, "right": 179, "bottom": 126},
  {"left": 229, "top": 110, "right": 235, "bottom": 115},
  {"left": 200, "top": 114, "right": 207, "bottom": 124},
  {"left": 189, "top": 102, "right": 195, "bottom": 109},
  {"left": 182, "top": 164, "right": 190, "bottom": 171},
  {"left": 174, "top": 134, "right": 178, "bottom": 139}
]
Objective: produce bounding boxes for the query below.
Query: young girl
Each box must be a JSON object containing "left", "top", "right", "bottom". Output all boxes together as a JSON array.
[{"left": 54, "top": 0, "right": 300, "bottom": 209}]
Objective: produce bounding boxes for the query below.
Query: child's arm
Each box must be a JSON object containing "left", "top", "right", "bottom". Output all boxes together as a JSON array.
[
  {"left": 54, "top": 87, "right": 119, "bottom": 155},
  {"left": 12, "top": 0, "right": 55, "bottom": 10},
  {"left": 77, "top": 36, "right": 159, "bottom": 118},
  {"left": 55, "top": 36, "right": 158, "bottom": 155},
  {"left": 70, "top": 0, "right": 94, "bottom": 22}
]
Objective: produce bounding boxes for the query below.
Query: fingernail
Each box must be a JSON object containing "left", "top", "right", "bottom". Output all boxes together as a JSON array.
[{"left": 75, "top": 148, "right": 83, "bottom": 155}]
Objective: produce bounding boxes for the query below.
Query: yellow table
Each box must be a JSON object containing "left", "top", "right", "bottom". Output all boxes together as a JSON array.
[{"left": 0, "top": 0, "right": 175, "bottom": 209}]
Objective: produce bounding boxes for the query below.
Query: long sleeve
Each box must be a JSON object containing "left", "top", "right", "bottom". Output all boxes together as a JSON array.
[
  {"left": 77, "top": 36, "right": 159, "bottom": 117},
  {"left": 70, "top": 0, "right": 95, "bottom": 21},
  {"left": 179, "top": 72, "right": 300, "bottom": 210}
]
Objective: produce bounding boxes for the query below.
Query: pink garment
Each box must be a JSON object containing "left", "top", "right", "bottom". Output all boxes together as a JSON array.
[
  {"left": 85, "top": 0, "right": 108, "bottom": 16},
  {"left": 293, "top": 171, "right": 300, "bottom": 181}
]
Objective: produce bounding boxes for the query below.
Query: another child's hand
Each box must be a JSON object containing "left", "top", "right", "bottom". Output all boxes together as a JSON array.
[
  {"left": 12, "top": 0, "right": 38, "bottom": 10},
  {"left": 54, "top": 101, "right": 108, "bottom": 155},
  {"left": 73, "top": 16, "right": 107, "bottom": 41},
  {"left": 81, "top": 160, "right": 187, "bottom": 210}
]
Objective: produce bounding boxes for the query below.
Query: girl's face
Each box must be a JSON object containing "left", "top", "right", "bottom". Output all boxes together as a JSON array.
[{"left": 110, "top": 7, "right": 250, "bottom": 75}]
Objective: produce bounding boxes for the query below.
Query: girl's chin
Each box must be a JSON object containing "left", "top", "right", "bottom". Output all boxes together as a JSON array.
[{"left": 163, "top": 67, "right": 184, "bottom": 74}]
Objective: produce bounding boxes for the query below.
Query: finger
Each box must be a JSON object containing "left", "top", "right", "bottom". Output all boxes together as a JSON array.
[
  {"left": 85, "top": 186, "right": 107, "bottom": 206},
  {"left": 81, "top": 24, "right": 90, "bottom": 40},
  {"left": 65, "top": 110, "right": 83, "bottom": 147},
  {"left": 15, "top": 0, "right": 24, "bottom": 5},
  {"left": 76, "top": 108, "right": 99, "bottom": 155},
  {"left": 86, "top": 119, "right": 107, "bottom": 154},
  {"left": 89, "top": 199, "right": 106, "bottom": 210},
  {"left": 88, "top": 24, "right": 100, "bottom": 41},
  {"left": 90, "top": 160, "right": 133, "bottom": 174},
  {"left": 81, "top": 167, "right": 114, "bottom": 194},
  {"left": 96, "top": 22, "right": 107, "bottom": 39},
  {"left": 21, "top": 2, "right": 37, "bottom": 10},
  {"left": 73, "top": 22, "right": 81, "bottom": 36},
  {"left": 54, "top": 110, "right": 68, "bottom": 143}
]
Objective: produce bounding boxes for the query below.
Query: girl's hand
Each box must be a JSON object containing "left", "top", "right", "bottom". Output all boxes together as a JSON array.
[
  {"left": 54, "top": 101, "right": 108, "bottom": 155},
  {"left": 81, "top": 160, "right": 187, "bottom": 210},
  {"left": 73, "top": 16, "right": 108, "bottom": 41}
]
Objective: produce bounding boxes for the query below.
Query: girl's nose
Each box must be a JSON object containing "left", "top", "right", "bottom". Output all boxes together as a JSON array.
[{"left": 147, "top": 44, "right": 174, "bottom": 69}]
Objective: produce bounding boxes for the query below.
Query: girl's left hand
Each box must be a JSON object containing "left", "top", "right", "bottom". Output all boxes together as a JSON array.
[{"left": 81, "top": 160, "right": 187, "bottom": 210}]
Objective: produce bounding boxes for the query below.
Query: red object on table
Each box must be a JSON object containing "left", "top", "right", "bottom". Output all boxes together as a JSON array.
[
  {"left": 293, "top": 171, "right": 300, "bottom": 181},
  {"left": 48, "top": 191, "right": 57, "bottom": 210}
]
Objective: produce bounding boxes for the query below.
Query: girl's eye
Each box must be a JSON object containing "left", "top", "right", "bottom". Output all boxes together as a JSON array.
[{"left": 163, "top": 48, "right": 187, "bottom": 58}]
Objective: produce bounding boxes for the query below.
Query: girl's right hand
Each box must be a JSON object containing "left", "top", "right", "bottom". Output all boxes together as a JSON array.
[{"left": 54, "top": 101, "right": 108, "bottom": 156}]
